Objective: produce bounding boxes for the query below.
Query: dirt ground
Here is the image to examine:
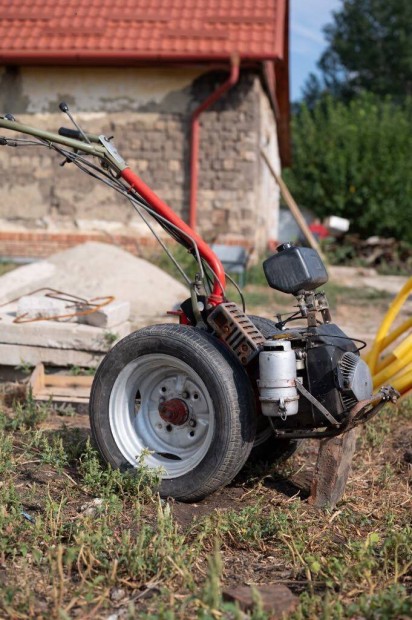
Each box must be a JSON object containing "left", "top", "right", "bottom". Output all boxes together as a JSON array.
[{"left": 0, "top": 274, "right": 411, "bottom": 619}]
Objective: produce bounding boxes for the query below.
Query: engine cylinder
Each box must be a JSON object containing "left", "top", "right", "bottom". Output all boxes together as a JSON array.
[{"left": 258, "top": 340, "right": 299, "bottom": 417}]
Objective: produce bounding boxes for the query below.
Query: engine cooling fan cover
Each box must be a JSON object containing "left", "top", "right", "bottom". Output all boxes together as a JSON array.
[{"left": 339, "top": 351, "right": 373, "bottom": 403}]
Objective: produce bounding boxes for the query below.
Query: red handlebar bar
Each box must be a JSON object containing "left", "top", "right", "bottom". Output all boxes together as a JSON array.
[{"left": 121, "top": 167, "right": 226, "bottom": 304}]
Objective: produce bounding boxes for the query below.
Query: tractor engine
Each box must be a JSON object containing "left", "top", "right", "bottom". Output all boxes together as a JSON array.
[{"left": 207, "top": 243, "right": 375, "bottom": 438}]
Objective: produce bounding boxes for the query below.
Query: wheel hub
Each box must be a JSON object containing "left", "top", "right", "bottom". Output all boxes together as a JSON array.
[
  {"left": 158, "top": 398, "right": 189, "bottom": 426},
  {"left": 109, "top": 353, "right": 215, "bottom": 479}
]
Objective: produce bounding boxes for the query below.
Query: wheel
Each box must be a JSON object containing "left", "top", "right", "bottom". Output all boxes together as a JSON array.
[
  {"left": 89, "top": 324, "right": 256, "bottom": 501},
  {"left": 248, "top": 315, "right": 302, "bottom": 465}
]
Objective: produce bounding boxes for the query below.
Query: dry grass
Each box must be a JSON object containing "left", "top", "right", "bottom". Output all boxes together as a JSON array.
[{"left": 0, "top": 386, "right": 410, "bottom": 619}]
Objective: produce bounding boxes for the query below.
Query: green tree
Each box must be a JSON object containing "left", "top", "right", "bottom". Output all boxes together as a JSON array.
[
  {"left": 303, "top": 0, "right": 412, "bottom": 102},
  {"left": 284, "top": 94, "right": 412, "bottom": 243}
]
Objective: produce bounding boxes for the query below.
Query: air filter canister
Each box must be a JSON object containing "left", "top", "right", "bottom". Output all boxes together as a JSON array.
[{"left": 258, "top": 340, "right": 299, "bottom": 418}]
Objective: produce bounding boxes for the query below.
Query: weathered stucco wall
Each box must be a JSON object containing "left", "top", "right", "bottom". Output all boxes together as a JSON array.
[{"left": 0, "top": 66, "right": 280, "bottom": 252}]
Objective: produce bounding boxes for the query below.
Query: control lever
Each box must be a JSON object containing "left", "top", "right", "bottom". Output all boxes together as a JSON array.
[{"left": 59, "top": 102, "right": 91, "bottom": 145}]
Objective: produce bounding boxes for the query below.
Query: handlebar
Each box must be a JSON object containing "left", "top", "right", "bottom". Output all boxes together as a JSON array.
[
  {"left": 58, "top": 126, "right": 101, "bottom": 143},
  {"left": 0, "top": 113, "right": 227, "bottom": 301}
]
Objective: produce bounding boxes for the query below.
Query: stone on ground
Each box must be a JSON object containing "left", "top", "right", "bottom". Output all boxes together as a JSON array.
[{"left": 222, "top": 584, "right": 298, "bottom": 617}]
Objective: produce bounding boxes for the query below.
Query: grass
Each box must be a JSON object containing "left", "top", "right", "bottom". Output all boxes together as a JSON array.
[{"left": 0, "top": 386, "right": 410, "bottom": 618}]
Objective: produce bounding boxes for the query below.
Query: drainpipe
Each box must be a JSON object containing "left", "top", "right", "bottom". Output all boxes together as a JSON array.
[{"left": 189, "top": 56, "right": 240, "bottom": 230}]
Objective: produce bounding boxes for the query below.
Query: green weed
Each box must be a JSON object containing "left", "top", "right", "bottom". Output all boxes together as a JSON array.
[
  {"left": 7, "top": 389, "right": 50, "bottom": 430},
  {"left": 78, "top": 440, "right": 161, "bottom": 499},
  {"left": 346, "top": 584, "right": 412, "bottom": 619},
  {"left": 103, "top": 330, "right": 119, "bottom": 347},
  {"left": 29, "top": 431, "right": 69, "bottom": 471},
  {"left": 68, "top": 364, "right": 96, "bottom": 376}
]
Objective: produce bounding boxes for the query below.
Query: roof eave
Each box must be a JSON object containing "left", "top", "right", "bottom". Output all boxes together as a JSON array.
[{"left": 0, "top": 51, "right": 279, "bottom": 65}]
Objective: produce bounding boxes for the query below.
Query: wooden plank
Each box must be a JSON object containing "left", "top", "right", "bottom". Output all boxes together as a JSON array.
[
  {"left": 46, "top": 375, "right": 93, "bottom": 388},
  {"left": 260, "top": 148, "right": 326, "bottom": 260},
  {"left": 29, "top": 362, "right": 45, "bottom": 395},
  {"left": 35, "top": 385, "right": 91, "bottom": 399},
  {"left": 29, "top": 364, "right": 93, "bottom": 404},
  {"left": 34, "top": 394, "right": 90, "bottom": 404}
]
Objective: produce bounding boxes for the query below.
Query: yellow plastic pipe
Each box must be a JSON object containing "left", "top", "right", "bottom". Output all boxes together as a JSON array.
[
  {"left": 390, "top": 369, "right": 412, "bottom": 394},
  {"left": 373, "top": 348, "right": 412, "bottom": 389},
  {"left": 368, "top": 317, "right": 412, "bottom": 359},
  {"left": 374, "top": 332, "right": 412, "bottom": 374},
  {"left": 365, "top": 277, "right": 412, "bottom": 394},
  {"left": 368, "top": 278, "right": 412, "bottom": 375}
]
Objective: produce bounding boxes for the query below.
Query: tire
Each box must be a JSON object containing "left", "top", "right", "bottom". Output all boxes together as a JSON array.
[
  {"left": 248, "top": 315, "right": 302, "bottom": 465},
  {"left": 89, "top": 324, "right": 256, "bottom": 501}
]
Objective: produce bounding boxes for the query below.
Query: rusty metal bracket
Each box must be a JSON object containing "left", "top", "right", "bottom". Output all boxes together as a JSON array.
[
  {"left": 271, "top": 385, "right": 399, "bottom": 440},
  {"left": 295, "top": 380, "right": 340, "bottom": 426}
]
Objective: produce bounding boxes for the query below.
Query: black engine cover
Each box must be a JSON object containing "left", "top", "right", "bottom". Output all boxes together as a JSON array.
[
  {"left": 269, "top": 323, "right": 359, "bottom": 431},
  {"left": 305, "top": 323, "right": 358, "bottom": 424}
]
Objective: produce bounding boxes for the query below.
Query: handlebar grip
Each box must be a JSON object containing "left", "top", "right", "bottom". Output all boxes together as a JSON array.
[
  {"left": 58, "top": 127, "right": 101, "bottom": 144},
  {"left": 58, "top": 127, "right": 83, "bottom": 140}
]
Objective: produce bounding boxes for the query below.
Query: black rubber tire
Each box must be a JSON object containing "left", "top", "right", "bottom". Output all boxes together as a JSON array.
[
  {"left": 89, "top": 324, "right": 256, "bottom": 502},
  {"left": 248, "top": 315, "right": 302, "bottom": 465}
]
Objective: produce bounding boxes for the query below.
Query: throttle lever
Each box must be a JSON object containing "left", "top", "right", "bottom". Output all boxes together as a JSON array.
[{"left": 58, "top": 101, "right": 90, "bottom": 145}]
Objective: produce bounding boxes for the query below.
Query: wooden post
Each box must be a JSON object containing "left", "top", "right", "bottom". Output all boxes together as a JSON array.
[
  {"left": 309, "top": 429, "right": 358, "bottom": 509},
  {"left": 260, "top": 149, "right": 326, "bottom": 261}
]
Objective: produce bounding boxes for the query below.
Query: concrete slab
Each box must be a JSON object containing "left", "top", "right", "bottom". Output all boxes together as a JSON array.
[
  {"left": 0, "top": 311, "right": 131, "bottom": 352},
  {"left": 80, "top": 300, "right": 131, "bottom": 328},
  {"left": 0, "top": 343, "right": 104, "bottom": 368}
]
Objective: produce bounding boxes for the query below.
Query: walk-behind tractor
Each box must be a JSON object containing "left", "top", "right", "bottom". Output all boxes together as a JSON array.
[{"left": 0, "top": 107, "right": 398, "bottom": 501}]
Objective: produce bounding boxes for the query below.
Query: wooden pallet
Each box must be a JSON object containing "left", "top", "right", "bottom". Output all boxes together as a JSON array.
[{"left": 29, "top": 363, "right": 93, "bottom": 404}]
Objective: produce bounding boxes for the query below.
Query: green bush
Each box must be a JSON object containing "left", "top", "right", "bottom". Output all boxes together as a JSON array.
[{"left": 284, "top": 94, "right": 412, "bottom": 243}]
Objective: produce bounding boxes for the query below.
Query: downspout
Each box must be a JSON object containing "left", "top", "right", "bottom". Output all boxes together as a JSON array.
[{"left": 189, "top": 56, "right": 240, "bottom": 230}]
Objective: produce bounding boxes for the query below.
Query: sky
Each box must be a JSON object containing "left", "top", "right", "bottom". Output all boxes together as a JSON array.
[{"left": 290, "top": 0, "right": 341, "bottom": 101}]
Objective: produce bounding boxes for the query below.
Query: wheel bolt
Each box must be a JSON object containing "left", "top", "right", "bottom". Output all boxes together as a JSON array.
[{"left": 189, "top": 419, "right": 196, "bottom": 427}]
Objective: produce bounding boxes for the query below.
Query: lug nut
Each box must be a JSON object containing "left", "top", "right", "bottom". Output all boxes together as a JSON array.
[{"left": 189, "top": 419, "right": 196, "bottom": 427}]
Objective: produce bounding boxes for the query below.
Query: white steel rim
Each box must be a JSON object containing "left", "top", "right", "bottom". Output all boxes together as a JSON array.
[{"left": 109, "top": 354, "right": 215, "bottom": 478}]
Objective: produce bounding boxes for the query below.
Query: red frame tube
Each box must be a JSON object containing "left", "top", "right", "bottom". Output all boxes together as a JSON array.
[
  {"left": 189, "top": 59, "right": 240, "bottom": 230},
  {"left": 121, "top": 167, "right": 226, "bottom": 304}
]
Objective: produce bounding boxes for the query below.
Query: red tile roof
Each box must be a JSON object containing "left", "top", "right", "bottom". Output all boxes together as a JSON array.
[{"left": 0, "top": 0, "right": 287, "bottom": 64}]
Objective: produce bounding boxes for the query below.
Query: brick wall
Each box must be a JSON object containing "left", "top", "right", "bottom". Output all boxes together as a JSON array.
[
  {"left": 0, "top": 66, "right": 280, "bottom": 257},
  {"left": 0, "top": 229, "right": 154, "bottom": 260}
]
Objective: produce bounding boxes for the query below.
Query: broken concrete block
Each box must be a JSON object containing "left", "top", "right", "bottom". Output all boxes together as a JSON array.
[
  {"left": 309, "top": 429, "right": 357, "bottom": 509},
  {"left": 17, "top": 295, "right": 68, "bottom": 320},
  {"left": 222, "top": 584, "right": 298, "bottom": 617},
  {"left": 80, "top": 300, "right": 131, "bottom": 328}
]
